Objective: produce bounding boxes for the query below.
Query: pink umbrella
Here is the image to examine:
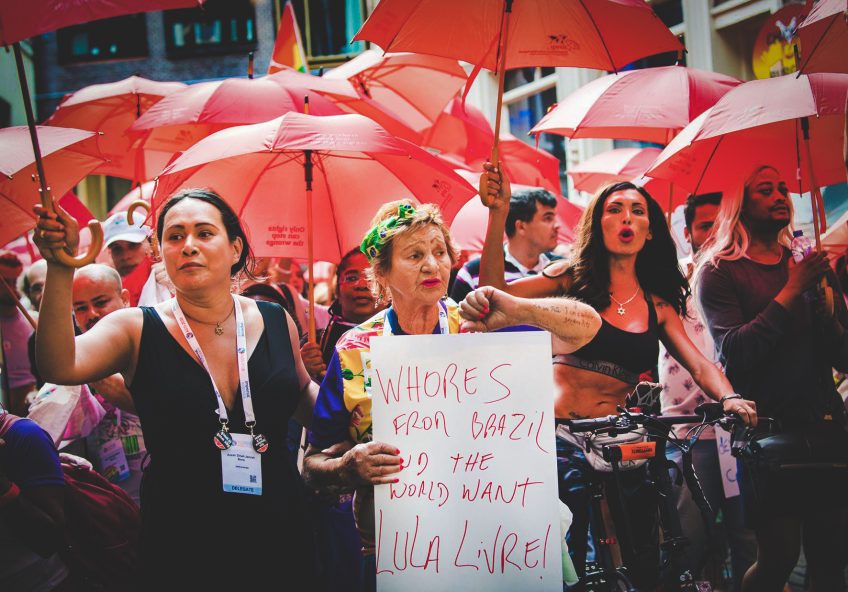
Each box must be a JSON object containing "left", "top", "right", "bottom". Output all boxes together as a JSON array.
[
  {"left": 0, "top": 126, "right": 104, "bottom": 249},
  {"left": 423, "top": 98, "right": 562, "bottom": 192},
  {"left": 128, "top": 71, "right": 354, "bottom": 171},
  {"left": 46, "top": 76, "right": 186, "bottom": 182},
  {"left": 449, "top": 169, "right": 582, "bottom": 252},
  {"left": 109, "top": 181, "right": 156, "bottom": 218},
  {"left": 2, "top": 0, "right": 203, "bottom": 266},
  {"left": 355, "top": 0, "right": 682, "bottom": 164},
  {"left": 568, "top": 147, "right": 689, "bottom": 211},
  {"left": 153, "top": 113, "right": 477, "bottom": 339},
  {"left": 645, "top": 73, "right": 848, "bottom": 246},
  {"left": 324, "top": 49, "right": 467, "bottom": 142},
  {"left": 798, "top": 0, "right": 847, "bottom": 74},
  {"left": 531, "top": 66, "right": 741, "bottom": 144}
]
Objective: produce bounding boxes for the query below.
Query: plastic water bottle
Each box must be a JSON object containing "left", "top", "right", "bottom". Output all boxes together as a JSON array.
[
  {"left": 790, "top": 230, "right": 813, "bottom": 263},
  {"left": 790, "top": 230, "right": 815, "bottom": 302}
]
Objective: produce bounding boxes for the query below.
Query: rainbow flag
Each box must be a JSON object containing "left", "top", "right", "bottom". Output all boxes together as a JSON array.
[{"left": 268, "top": 1, "right": 309, "bottom": 74}]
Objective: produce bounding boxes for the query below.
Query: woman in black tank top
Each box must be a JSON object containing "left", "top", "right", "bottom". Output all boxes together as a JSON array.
[
  {"left": 33, "top": 189, "right": 321, "bottom": 587},
  {"left": 473, "top": 170, "right": 758, "bottom": 588}
]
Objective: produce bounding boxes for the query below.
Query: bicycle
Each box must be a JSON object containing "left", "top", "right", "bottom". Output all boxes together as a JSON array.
[{"left": 560, "top": 400, "right": 773, "bottom": 592}]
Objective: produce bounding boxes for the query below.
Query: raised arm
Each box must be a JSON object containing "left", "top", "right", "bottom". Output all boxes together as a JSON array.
[
  {"left": 657, "top": 299, "right": 757, "bottom": 426},
  {"left": 459, "top": 285, "right": 601, "bottom": 352},
  {"left": 33, "top": 204, "right": 138, "bottom": 386}
]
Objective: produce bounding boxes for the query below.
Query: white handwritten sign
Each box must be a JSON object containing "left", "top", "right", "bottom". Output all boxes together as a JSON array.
[{"left": 370, "top": 331, "right": 562, "bottom": 591}]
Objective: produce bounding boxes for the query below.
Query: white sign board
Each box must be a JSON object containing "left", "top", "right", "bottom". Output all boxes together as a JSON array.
[{"left": 370, "top": 331, "right": 562, "bottom": 591}]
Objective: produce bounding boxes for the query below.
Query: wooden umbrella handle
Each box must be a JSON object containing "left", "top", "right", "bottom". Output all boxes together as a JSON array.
[
  {"left": 127, "top": 199, "right": 160, "bottom": 260},
  {"left": 43, "top": 187, "right": 103, "bottom": 268}
]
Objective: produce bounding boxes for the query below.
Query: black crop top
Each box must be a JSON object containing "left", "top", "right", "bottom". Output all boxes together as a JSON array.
[{"left": 553, "top": 292, "right": 660, "bottom": 384}]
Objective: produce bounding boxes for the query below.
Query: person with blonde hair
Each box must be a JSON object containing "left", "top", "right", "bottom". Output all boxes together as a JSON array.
[
  {"left": 304, "top": 199, "right": 601, "bottom": 592},
  {"left": 695, "top": 164, "right": 848, "bottom": 591}
]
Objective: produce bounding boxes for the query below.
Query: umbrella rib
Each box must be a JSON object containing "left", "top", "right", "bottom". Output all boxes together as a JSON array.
[
  {"left": 800, "top": 16, "right": 837, "bottom": 73},
  {"left": 693, "top": 136, "right": 723, "bottom": 195},
  {"left": 576, "top": 0, "right": 618, "bottom": 74},
  {"left": 314, "top": 157, "right": 344, "bottom": 261},
  {"left": 236, "top": 154, "right": 280, "bottom": 220}
]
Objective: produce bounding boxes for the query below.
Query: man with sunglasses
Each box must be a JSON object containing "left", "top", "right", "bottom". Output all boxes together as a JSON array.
[{"left": 696, "top": 165, "right": 848, "bottom": 591}]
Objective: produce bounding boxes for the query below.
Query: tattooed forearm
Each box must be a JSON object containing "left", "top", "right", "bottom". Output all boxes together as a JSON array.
[{"left": 519, "top": 296, "right": 602, "bottom": 348}]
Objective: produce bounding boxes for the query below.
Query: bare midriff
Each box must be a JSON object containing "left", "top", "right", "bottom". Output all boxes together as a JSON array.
[{"left": 553, "top": 363, "right": 635, "bottom": 420}]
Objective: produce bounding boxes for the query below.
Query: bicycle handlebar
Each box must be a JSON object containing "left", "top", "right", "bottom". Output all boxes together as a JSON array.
[{"left": 563, "top": 404, "right": 772, "bottom": 435}]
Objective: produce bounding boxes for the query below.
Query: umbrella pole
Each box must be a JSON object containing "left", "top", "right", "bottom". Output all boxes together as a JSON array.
[
  {"left": 304, "top": 148, "right": 316, "bottom": 343},
  {"left": 12, "top": 43, "right": 102, "bottom": 268},
  {"left": 667, "top": 183, "right": 674, "bottom": 226},
  {"left": 800, "top": 116, "right": 833, "bottom": 316},
  {"left": 0, "top": 276, "right": 36, "bottom": 330},
  {"left": 127, "top": 200, "right": 160, "bottom": 260},
  {"left": 489, "top": 0, "right": 514, "bottom": 167}
]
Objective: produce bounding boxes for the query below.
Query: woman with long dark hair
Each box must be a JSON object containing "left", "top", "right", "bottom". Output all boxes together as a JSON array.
[
  {"left": 33, "top": 188, "right": 320, "bottom": 588},
  {"left": 475, "top": 166, "right": 757, "bottom": 588}
]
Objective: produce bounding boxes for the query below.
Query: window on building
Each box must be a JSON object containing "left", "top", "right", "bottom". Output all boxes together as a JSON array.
[
  {"left": 505, "top": 67, "right": 566, "bottom": 194},
  {"left": 56, "top": 15, "right": 148, "bottom": 64},
  {"left": 290, "top": 0, "right": 365, "bottom": 66},
  {"left": 164, "top": 0, "right": 256, "bottom": 59}
]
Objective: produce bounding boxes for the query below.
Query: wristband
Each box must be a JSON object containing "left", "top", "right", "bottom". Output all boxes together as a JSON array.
[
  {"left": 719, "top": 394, "right": 743, "bottom": 404},
  {"left": 0, "top": 482, "right": 20, "bottom": 508}
]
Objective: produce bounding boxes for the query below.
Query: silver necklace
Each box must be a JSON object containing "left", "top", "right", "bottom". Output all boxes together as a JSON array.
[{"left": 609, "top": 287, "right": 640, "bottom": 316}]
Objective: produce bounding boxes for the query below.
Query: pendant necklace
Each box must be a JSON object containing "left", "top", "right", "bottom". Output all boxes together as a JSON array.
[
  {"left": 610, "top": 287, "right": 640, "bottom": 316},
  {"left": 183, "top": 302, "right": 235, "bottom": 336}
]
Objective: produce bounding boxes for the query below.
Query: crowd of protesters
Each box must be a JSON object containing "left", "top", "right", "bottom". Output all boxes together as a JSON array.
[{"left": 1, "top": 159, "right": 847, "bottom": 591}]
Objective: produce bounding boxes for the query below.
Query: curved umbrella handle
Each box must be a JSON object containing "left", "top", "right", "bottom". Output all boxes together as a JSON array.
[
  {"left": 51, "top": 220, "right": 104, "bottom": 268},
  {"left": 40, "top": 187, "right": 103, "bottom": 268},
  {"left": 127, "top": 199, "right": 160, "bottom": 260}
]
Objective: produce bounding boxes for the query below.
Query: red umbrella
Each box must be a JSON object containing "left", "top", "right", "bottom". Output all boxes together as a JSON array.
[
  {"left": 645, "top": 73, "right": 848, "bottom": 247},
  {"left": 423, "top": 98, "right": 561, "bottom": 192},
  {"left": 0, "top": 1, "right": 202, "bottom": 46},
  {"left": 324, "top": 49, "right": 467, "bottom": 142},
  {"left": 153, "top": 113, "right": 477, "bottom": 339},
  {"left": 531, "top": 66, "right": 741, "bottom": 144},
  {"left": 449, "top": 169, "right": 581, "bottom": 253},
  {"left": 46, "top": 76, "right": 186, "bottom": 183},
  {"left": 128, "top": 71, "right": 354, "bottom": 166},
  {"left": 568, "top": 147, "right": 689, "bottom": 211},
  {"left": 2, "top": 1, "right": 204, "bottom": 266},
  {"left": 0, "top": 126, "right": 104, "bottom": 249},
  {"left": 355, "top": 0, "right": 682, "bottom": 162},
  {"left": 798, "top": 0, "right": 847, "bottom": 74}
]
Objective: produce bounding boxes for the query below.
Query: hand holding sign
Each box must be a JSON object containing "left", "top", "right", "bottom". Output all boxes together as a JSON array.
[{"left": 342, "top": 441, "right": 403, "bottom": 486}]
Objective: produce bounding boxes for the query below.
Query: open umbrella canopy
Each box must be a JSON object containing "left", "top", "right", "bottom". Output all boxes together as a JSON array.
[
  {"left": 798, "top": 0, "right": 847, "bottom": 74},
  {"left": 645, "top": 73, "right": 848, "bottom": 195},
  {"left": 153, "top": 113, "right": 477, "bottom": 262},
  {"left": 0, "top": 0, "right": 202, "bottom": 45},
  {"left": 355, "top": 0, "right": 682, "bottom": 72},
  {"left": 569, "top": 147, "right": 662, "bottom": 193},
  {"left": 0, "top": 126, "right": 104, "bottom": 247},
  {"left": 324, "top": 49, "right": 467, "bottom": 140},
  {"left": 424, "top": 98, "right": 561, "bottom": 192},
  {"left": 109, "top": 180, "right": 156, "bottom": 218},
  {"left": 128, "top": 72, "right": 353, "bottom": 172},
  {"left": 449, "top": 169, "right": 582, "bottom": 252},
  {"left": 46, "top": 76, "right": 186, "bottom": 182},
  {"left": 531, "top": 66, "right": 741, "bottom": 144}
]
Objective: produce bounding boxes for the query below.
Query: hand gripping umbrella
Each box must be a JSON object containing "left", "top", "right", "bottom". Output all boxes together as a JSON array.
[
  {"left": 354, "top": 0, "right": 682, "bottom": 168},
  {"left": 153, "top": 111, "right": 477, "bottom": 340},
  {"left": 2, "top": 0, "right": 204, "bottom": 266}
]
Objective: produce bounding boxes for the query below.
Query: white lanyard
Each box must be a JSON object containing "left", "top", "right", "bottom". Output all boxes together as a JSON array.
[
  {"left": 171, "top": 295, "right": 266, "bottom": 451},
  {"left": 382, "top": 300, "right": 450, "bottom": 337}
]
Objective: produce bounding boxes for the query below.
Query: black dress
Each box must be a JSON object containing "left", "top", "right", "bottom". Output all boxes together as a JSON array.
[{"left": 130, "top": 301, "right": 318, "bottom": 588}]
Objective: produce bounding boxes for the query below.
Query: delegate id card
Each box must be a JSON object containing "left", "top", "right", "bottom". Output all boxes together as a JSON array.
[
  {"left": 221, "top": 433, "right": 262, "bottom": 495},
  {"left": 98, "top": 438, "right": 130, "bottom": 483}
]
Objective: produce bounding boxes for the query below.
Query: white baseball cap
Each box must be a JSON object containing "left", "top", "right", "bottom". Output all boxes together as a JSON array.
[{"left": 104, "top": 211, "right": 150, "bottom": 247}]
